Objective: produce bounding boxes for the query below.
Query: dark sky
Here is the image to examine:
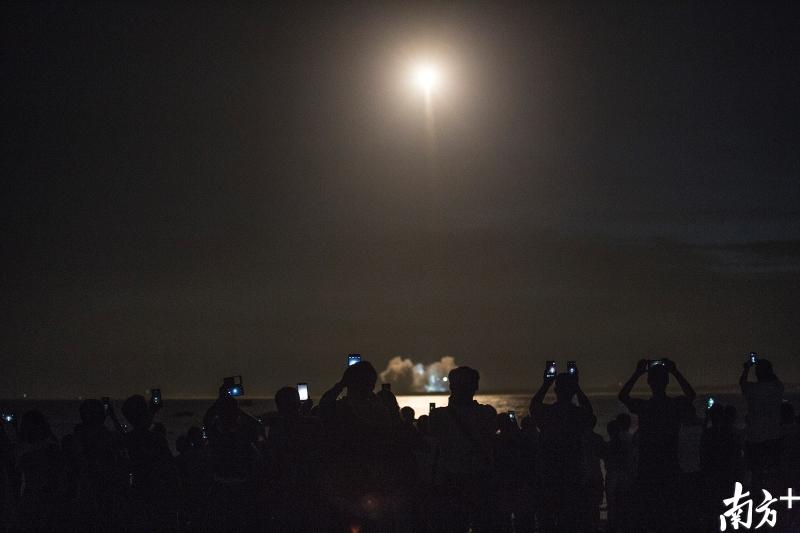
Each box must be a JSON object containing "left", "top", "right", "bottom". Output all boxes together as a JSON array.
[{"left": 3, "top": 1, "right": 799, "bottom": 398}]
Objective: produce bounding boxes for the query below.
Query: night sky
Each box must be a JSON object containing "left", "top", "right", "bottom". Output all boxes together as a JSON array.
[{"left": 3, "top": 2, "right": 799, "bottom": 398}]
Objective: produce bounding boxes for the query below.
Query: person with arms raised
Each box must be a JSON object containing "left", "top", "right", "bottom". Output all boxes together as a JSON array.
[{"left": 618, "top": 358, "right": 696, "bottom": 533}]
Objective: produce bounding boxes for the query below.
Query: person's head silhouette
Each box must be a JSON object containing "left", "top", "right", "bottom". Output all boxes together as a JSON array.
[
  {"left": 554, "top": 373, "right": 578, "bottom": 403},
  {"left": 79, "top": 399, "right": 106, "bottom": 427},
  {"left": 342, "top": 360, "right": 378, "bottom": 399},
  {"left": 448, "top": 366, "right": 480, "bottom": 400},
  {"left": 647, "top": 366, "right": 669, "bottom": 396},
  {"left": 19, "top": 410, "right": 51, "bottom": 444},
  {"left": 122, "top": 395, "right": 152, "bottom": 430},
  {"left": 275, "top": 386, "right": 301, "bottom": 416},
  {"left": 400, "top": 406, "right": 415, "bottom": 425},
  {"left": 755, "top": 359, "right": 777, "bottom": 382}
]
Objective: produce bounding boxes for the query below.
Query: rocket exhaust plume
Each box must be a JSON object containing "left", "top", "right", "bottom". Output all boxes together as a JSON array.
[{"left": 379, "top": 356, "right": 458, "bottom": 393}]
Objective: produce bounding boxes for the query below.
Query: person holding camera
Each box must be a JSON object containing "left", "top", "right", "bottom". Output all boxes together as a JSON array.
[
  {"left": 530, "top": 367, "right": 594, "bottom": 533},
  {"left": 618, "top": 358, "right": 696, "bottom": 533},
  {"left": 739, "top": 357, "right": 784, "bottom": 484}
]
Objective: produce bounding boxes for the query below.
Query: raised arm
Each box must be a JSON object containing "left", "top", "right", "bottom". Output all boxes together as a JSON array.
[
  {"left": 318, "top": 381, "right": 345, "bottom": 421},
  {"left": 739, "top": 362, "right": 751, "bottom": 392},
  {"left": 618, "top": 359, "right": 648, "bottom": 409},
  {"left": 106, "top": 403, "right": 127, "bottom": 435},
  {"left": 667, "top": 360, "right": 696, "bottom": 402},
  {"left": 576, "top": 384, "right": 593, "bottom": 413},
  {"left": 529, "top": 376, "right": 554, "bottom": 415}
]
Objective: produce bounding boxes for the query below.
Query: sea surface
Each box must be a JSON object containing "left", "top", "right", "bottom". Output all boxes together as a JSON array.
[{"left": 2, "top": 392, "right": 798, "bottom": 451}]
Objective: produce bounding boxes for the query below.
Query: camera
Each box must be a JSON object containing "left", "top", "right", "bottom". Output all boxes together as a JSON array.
[
  {"left": 151, "top": 389, "right": 161, "bottom": 405},
  {"left": 347, "top": 354, "right": 361, "bottom": 366},
  {"left": 508, "top": 410, "right": 516, "bottom": 420},
  {"left": 223, "top": 376, "right": 244, "bottom": 397},
  {"left": 749, "top": 352, "right": 758, "bottom": 365},
  {"left": 297, "top": 382, "right": 309, "bottom": 402},
  {"left": 1, "top": 413, "right": 14, "bottom": 424},
  {"left": 706, "top": 397, "right": 715, "bottom": 410},
  {"left": 545, "top": 361, "right": 557, "bottom": 379},
  {"left": 648, "top": 359, "right": 666, "bottom": 370}
]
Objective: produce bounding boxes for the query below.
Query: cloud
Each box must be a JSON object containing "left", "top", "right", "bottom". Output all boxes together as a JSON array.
[{"left": 379, "top": 356, "right": 458, "bottom": 393}]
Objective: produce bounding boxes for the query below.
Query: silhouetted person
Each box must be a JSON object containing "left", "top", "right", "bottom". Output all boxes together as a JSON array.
[
  {"left": 318, "top": 361, "right": 400, "bottom": 530},
  {"left": 618, "top": 359, "right": 696, "bottom": 533},
  {"left": 700, "top": 403, "right": 743, "bottom": 527},
  {"left": 604, "top": 420, "right": 634, "bottom": 533},
  {"left": 676, "top": 397, "right": 704, "bottom": 530},
  {"left": 584, "top": 415, "right": 605, "bottom": 532},
  {"left": 515, "top": 416, "right": 540, "bottom": 533},
  {"left": 70, "top": 399, "right": 123, "bottom": 531},
  {"left": 531, "top": 372, "right": 594, "bottom": 533},
  {"left": 263, "top": 386, "right": 322, "bottom": 531},
  {"left": 429, "top": 366, "right": 497, "bottom": 533},
  {"left": 12, "top": 410, "right": 63, "bottom": 533},
  {"left": 0, "top": 415, "right": 17, "bottom": 532},
  {"left": 174, "top": 426, "right": 211, "bottom": 532},
  {"left": 202, "top": 390, "right": 265, "bottom": 532},
  {"left": 121, "top": 395, "right": 180, "bottom": 532},
  {"left": 493, "top": 412, "right": 527, "bottom": 533},
  {"left": 400, "top": 406, "right": 416, "bottom": 426},
  {"left": 739, "top": 358, "right": 783, "bottom": 485}
]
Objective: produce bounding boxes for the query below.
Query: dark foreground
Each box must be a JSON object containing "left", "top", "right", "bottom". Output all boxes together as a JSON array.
[{"left": 1, "top": 359, "right": 799, "bottom": 532}]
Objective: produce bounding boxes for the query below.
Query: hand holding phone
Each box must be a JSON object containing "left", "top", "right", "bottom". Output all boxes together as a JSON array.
[
  {"left": 748, "top": 352, "right": 758, "bottom": 367},
  {"left": 223, "top": 376, "right": 244, "bottom": 397},
  {"left": 297, "top": 383, "right": 309, "bottom": 402},
  {"left": 150, "top": 389, "right": 162, "bottom": 407},
  {"left": 347, "top": 354, "right": 361, "bottom": 367},
  {"left": 544, "top": 361, "right": 557, "bottom": 381},
  {"left": 567, "top": 361, "right": 578, "bottom": 376}
]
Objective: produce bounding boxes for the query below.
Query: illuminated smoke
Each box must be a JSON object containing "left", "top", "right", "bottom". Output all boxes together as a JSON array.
[{"left": 379, "top": 356, "right": 458, "bottom": 393}]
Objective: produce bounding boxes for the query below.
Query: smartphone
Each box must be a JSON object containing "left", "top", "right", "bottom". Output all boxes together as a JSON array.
[
  {"left": 151, "top": 389, "right": 162, "bottom": 405},
  {"left": 297, "top": 382, "right": 309, "bottom": 402},
  {"left": 706, "top": 397, "right": 715, "bottom": 410},
  {"left": 508, "top": 410, "right": 516, "bottom": 420},
  {"left": 381, "top": 383, "right": 391, "bottom": 391},
  {"left": 101, "top": 396, "right": 111, "bottom": 413},
  {"left": 429, "top": 402, "right": 436, "bottom": 415},
  {"left": 749, "top": 352, "right": 758, "bottom": 365},
  {"left": 567, "top": 361, "right": 578, "bottom": 375},
  {"left": 648, "top": 359, "right": 666, "bottom": 369},
  {"left": 545, "top": 361, "right": 557, "bottom": 379},
  {"left": 1, "top": 413, "right": 14, "bottom": 424},
  {"left": 223, "top": 376, "right": 245, "bottom": 397},
  {"left": 348, "top": 354, "right": 362, "bottom": 366}
]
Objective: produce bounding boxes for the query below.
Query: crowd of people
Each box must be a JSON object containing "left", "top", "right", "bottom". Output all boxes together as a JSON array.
[{"left": 0, "top": 357, "right": 798, "bottom": 532}]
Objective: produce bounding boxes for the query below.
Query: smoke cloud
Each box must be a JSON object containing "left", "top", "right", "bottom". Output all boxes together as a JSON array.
[{"left": 379, "top": 356, "right": 458, "bottom": 393}]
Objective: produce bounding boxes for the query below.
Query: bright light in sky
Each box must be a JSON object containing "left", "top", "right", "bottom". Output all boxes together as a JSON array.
[{"left": 412, "top": 63, "right": 441, "bottom": 94}]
